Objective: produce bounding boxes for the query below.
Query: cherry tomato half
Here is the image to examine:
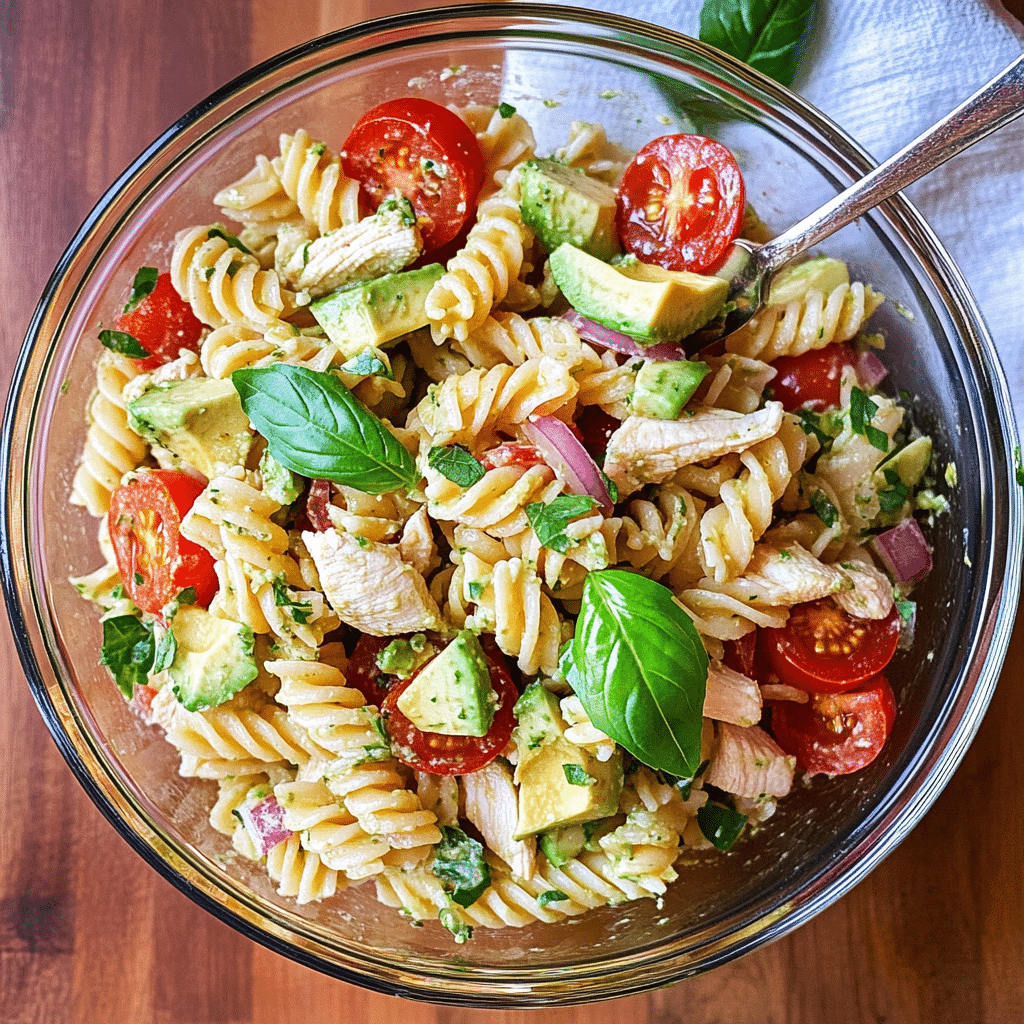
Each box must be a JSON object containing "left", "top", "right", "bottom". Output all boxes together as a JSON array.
[
  {"left": 616, "top": 134, "right": 745, "bottom": 273},
  {"left": 770, "top": 343, "right": 857, "bottom": 412},
  {"left": 480, "top": 442, "right": 546, "bottom": 471},
  {"left": 108, "top": 469, "right": 218, "bottom": 616},
  {"left": 380, "top": 639, "right": 518, "bottom": 775},
  {"left": 345, "top": 633, "right": 399, "bottom": 708},
  {"left": 341, "top": 97, "right": 485, "bottom": 254},
  {"left": 770, "top": 675, "right": 897, "bottom": 775},
  {"left": 114, "top": 271, "right": 204, "bottom": 372},
  {"left": 763, "top": 599, "right": 900, "bottom": 694}
]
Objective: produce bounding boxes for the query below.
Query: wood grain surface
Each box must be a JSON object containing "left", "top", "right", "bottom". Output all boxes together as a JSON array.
[{"left": 2, "top": 2, "right": 1022, "bottom": 1022}]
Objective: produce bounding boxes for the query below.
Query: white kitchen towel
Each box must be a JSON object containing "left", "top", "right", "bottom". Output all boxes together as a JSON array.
[{"left": 544, "top": 0, "right": 1024, "bottom": 433}]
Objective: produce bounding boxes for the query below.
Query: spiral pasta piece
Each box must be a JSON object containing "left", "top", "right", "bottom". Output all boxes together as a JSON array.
[
  {"left": 724, "top": 282, "right": 884, "bottom": 362},
  {"left": 457, "top": 311, "right": 600, "bottom": 371},
  {"left": 214, "top": 154, "right": 299, "bottom": 228},
  {"left": 426, "top": 182, "right": 535, "bottom": 342},
  {"left": 171, "top": 223, "right": 297, "bottom": 332},
  {"left": 455, "top": 104, "right": 537, "bottom": 198},
  {"left": 70, "top": 352, "right": 147, "bottom": 516},
  {"left": 555, "top": 120, "right": 634, "bottom": 185},
  {"left": 272, "top": 128, "right": 361, "bottom": 234},
  {"left": 266, "top": 832, "right": 342, "bottom": 903}
]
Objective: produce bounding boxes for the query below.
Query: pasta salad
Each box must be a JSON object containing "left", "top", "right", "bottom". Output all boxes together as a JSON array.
[{"left": 71, "top": 97, "right": 936, "bottom": 940}]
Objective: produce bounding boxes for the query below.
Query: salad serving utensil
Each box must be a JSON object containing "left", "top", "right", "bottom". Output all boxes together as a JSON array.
[{"left": 714, "top": 50, "right": 1024, "bottom": 340}]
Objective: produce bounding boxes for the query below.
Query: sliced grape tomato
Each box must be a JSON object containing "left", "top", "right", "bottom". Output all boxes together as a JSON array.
[
  {"left": 113, "top": 271, "right": 204, "bottom": 372},
  {"left": 763, "top": 599, "right": 900, "bottom": 693},
  {"left": 341, "top": 97, "right": 484, "bottom": 253},
  {"left": 769, "top": 343, "right": 857, "bottom": 412},
  {"left": 616, "top": 133, "right": 745, "bottom": 273}
]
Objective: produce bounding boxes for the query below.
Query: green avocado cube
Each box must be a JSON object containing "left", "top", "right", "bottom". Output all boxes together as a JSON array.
[
  {"left": 168, "top": 605, "right": 258, "bottom": 712},
  {"left": 631, "top": 359, "right": 710, "bottom": 419}
]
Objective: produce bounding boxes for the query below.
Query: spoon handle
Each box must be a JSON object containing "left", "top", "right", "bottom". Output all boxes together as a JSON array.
[{"left": 758, "top": 51, "right": 1024, "bottom": 273}]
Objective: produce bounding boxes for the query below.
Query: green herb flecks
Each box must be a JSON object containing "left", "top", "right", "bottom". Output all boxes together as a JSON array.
[
  {"left": 207, "top": 225, "right": 252, "bottom": 254},
  {"left": 232, "top": 364, "right": 419, "bottom": 495},
  {"left": 526, "top": 495, "right": 599, "bottom": 554},
  {"left": 569, "top": 570, "right": 708, "bottom": 777},
  {"left": 99, "top": 329, "right": 151, "bottom": 359},
  {"left": 99, "top": 615, "right": 156, "bottom": 699},
  {"left": 428, "top": 443, "right": 486, "bottom": 488},
  {"left": 537, "top": 889, "right": 569, "bottom": 907},
  {"left": 562, "top": 764, "right": 596, "bottom": 787},
  {"left": 697, "top": 802, "right": 748, "bottom": 850},
  {"left": 341, "top": 349, "right": 394, "bottom": 379},
  {"left": 877, "top": 468, "right": 910, "bottom": 515},
  {"left": 850, "top": 386, "right": 889, "bottom": 452},
  {"left": 432, "top": 825, "right": 491, "bottom": 908},
  {"left": 498, "top": 102, "right": 516, "bottom": 119},
  {"left": 698, "top": 0, "right": 816, "bottom": 86},
  {"left": 812, "top": 489, "right": 839, "bottom": 528},
  {"left": 123, "top": 266, "right": 159, "bottom": 313}
]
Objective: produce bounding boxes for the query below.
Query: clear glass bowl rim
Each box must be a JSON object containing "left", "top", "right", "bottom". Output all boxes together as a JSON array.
[{"left": 2, "top": 2, "right": 1021, "bottom": 1006}]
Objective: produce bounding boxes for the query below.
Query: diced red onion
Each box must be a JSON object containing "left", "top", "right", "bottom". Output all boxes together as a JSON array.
[
  {"left": 871, "top": 517, "right": 933, "bottom": 584},
  {"left": 559, "top": 310, "right": 689, "bottom": 361},
  {"left": 856, "top": 349, "right": 889, "bottom": 388},
  {"left": 237, "top": 795, "right": 292, "bottom": 857},
  {"left": 521, "top": 415, "right": 613, "bottom": 512},
  {"left": 305, "top": 478, "right": 333, "bottom": 532}
]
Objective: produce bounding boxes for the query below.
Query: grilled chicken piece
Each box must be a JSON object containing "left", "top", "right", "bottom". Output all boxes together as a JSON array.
[
  {"left": 302, "top": 529, "right": 443, "bottom": 636},
  {"left": 280, "top": 197, "right": 421, "bottom": 297},
  {"left": 703, "top": 722, "right": 795, "bottom": 799},
  {"left": 460, "top": 760, "right": 536, "bottom": 879},
  {"left": 703, "top": 661, "right": 762, "bottom": 727},
  {"left": 604, "top": 403, "right": 785, "bottom": 496},
  {"left": 833, "top": 555, "right": 895, "bottom": 620},
  {"left": 711, "top": 543, "right": 851, "bottom": 606}
]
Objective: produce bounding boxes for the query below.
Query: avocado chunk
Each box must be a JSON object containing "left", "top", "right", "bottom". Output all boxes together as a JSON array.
[
  {"left": 513, "top": 741, "right": 623, "bottom": 841},
  {"left": 128, "top": 377, "right": 253, "bottom": 478},
  {"left": 519, "top": 158, "right": 621, "bottom": 261},
  {"left": 538, "top": 824, "right": 588, "bottom": 867},
  {"left": 766, "top": 256, "right": 849, "bottom": 306},
  {"left": 310, "top": 263, "right": 444, "bottom": 358},
  {"left": 395, "top": 630, "right": 497, "bottom": 737},
  {"left": 259, "top": 450, "right": 302, "bottom": 505},
  {"left": 168, "top": 605, "right": 258, "bottom": 712},
  {"left": 632, "top": 359, "right": 710, "bottom": 419},
  {"left": 512, "top": 681, "right": 565, "bottom": 761},
  {"left": 549, "top": 243, "right": 728, "bottom": 343}
]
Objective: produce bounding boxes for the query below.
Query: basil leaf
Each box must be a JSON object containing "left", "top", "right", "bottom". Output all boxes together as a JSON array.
[
  {"left": 537, "top": 889, "right": 569, "bottom": 907},
  {"left": 698, "top": 0, "right": 816, "bottom": 86},
  {"left": 812, "top": 489, "right": 838, "bottom": 527},
  {"left": 1015, "top": 445, "right": 1024, "bottom": 487},
  {"left": 878, "top": 468, "right": 909, "bottom": 515},
  {"left": 428, "top": 443, "right": 486, "bottom": 488},
  {"left": 697, "top": 802, "right": 748, "bottom": 850},
  {"left": 123, "top": 266, "right": 159, "bottom": 313},
  {"left": 498, "top": 102, "right": 517, "bottom": 119},
  {"left": 562, "top": 764, "right": 595, "bottom": 787},
  {"left": 99, "top": 615, "right": 155, "bottom": 699},
  {"left": 795, "top": 407, "right": 832, "bottom": 447},
  {"left": 850, "top": 386, "right": 889, "bottom": 452},
  {"left": 177, "top": 586, "right": 198, "bottom": 606},
  {"left": 99, "top": 329, "right": 151, "bottom": 359},
  {"left": 572, "top": 570, "right": 708, "bottom": 777},
  {"left": 432, "top": 825, "right": 491, "bottom": 908},
  {"left": 207, "top": 225, "right": 252, "bottom": 255},
  {"left": 438, "top": 907, "right": 472, "bottom": 944},
  {"left": 232, "top": 364, "right": 419, "bottom": 495},
  {"left": 526, "top": 495, "right": 599, "bottom": 553},
  {"left": 151, "top": 626, "right": 177, "bottom": 675}
]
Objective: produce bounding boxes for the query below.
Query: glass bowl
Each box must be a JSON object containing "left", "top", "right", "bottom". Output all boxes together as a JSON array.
[{"left": 2, "top": 3, "right": 1021, "bottom": 1007}]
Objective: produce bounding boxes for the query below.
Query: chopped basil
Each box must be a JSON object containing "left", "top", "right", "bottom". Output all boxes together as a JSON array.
[
  {"left": 562, "top": 764, "right": 596, "bottom": 787},
  {"left": 232, "top": 364, "right": 419, "bottom": 495},
  {"left": 341, "top": 349, "right": 394, "bottom": 379},
  {"left": 795, "top": 407, "right": 832, "bottom": 447},
  {"left": 428, "top": 443, "right": 486, "bottom": 488},
  {"left": 537, "top": 889, "right": 569, "bottom": 907},
  {"left": 467, "top": 580, "right": 485, "bottom": 601},
  {"left": 99, "top": 329, "right": 150, "bottom": 359},
  {"left": 207, "top": 225, "right": 252, "bottom": 254},
  {"left": 850, "top": 386, "right": 889, "bottom": 452},
  {"left": 151, "top": 626, "right": 177, "bottom": 674},
  {"left": 272, "top": 578, "right": 312, "bottom": 624},
  {"left": 697, "top": 802, "right": 748, "bottom": 850},
  {"left": 438, "top": 907, "right": 472, "bottom": 943},
  {"left": 877, "top": 468, "right": 909, "bottom": 514},
  {"left": 99, "top": 615, "right": 156, "bottom": 699},
  {"left": 432, "top": 825, "right": 491, "bottom": 908},
  {"left": 525, "top": 495, "right": 599, "bottom": 553},
  {"left": 498, "top": 101, "right": 516, "bottom": 118},
  {"left": 123, "top": 266, "right": 159, "bottom": 313},
  {"left": 812, "top": 489, "right": 839, "bottom": 527},
  {"left": 1015, "top": 445, "right": 1024, "bottom": 487}
]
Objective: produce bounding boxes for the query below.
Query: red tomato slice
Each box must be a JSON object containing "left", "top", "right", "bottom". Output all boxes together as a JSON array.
[
  {"left": 108, "top": 469, "right": 218, "bottom": 616},
  {"left": 114, "top": 271, "right": 204, "bottom": 372},
  {"left": 575, "top": 404, "right": 620, "bottom": 460},
  {"left": 770, "top": 675, "right": 897, "bottom": 775},
  {"left": 616, "top": 134, "right": 745, "bottom": 273},
  {"left": 770, "top": 343, "right": 857, "bottom": 412},
  {"left": 345, "top": 633, "right": 400, "bottom": 708},
  {"left": 763, "top": 599, "right": 900, "bottom": 694},
  {"left": 380, "top": 639, "right": 518, "bottom": 775},
  {"left": 341, "top": 97, "right": 485, "bottom": 253},
  {"left": 480, "top": 442, "right": 545, "bottom": 471}
]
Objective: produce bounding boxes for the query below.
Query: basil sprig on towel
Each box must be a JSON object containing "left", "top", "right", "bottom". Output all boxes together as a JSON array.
[
  {"left": 232, "top": 364, "right": 419, "bottom": 495},
  {"left": 567, "top": 569, "right": 708, "bottom": 777},
  {"left": 699, "top": 0, "right": 816, "bottom": 86}
]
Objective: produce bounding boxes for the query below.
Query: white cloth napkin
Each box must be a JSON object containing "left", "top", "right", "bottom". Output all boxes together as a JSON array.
[{"left": 545, "top": 0, "right": 1024, "bottom": 433}]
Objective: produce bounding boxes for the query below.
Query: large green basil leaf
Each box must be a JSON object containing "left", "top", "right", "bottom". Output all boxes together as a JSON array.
[
  {"left": 571, "top": 570, "right": 708, "bottom": 777},
  {"left": 99, "top": 614, "right": 155, "bottom": 699},
  {"left": 699, "top": 0, "right": 816, "bottom": 86},
  {"left": 232, "top": 364, "right": 419, "bottom": 495}
]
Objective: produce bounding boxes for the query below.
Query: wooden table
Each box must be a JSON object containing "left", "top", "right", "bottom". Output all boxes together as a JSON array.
[{"left": 3, "top": 2, "right": 1022, "bottom": 1021}]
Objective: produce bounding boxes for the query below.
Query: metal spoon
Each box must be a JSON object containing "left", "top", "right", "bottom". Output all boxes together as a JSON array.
[{"left": 713, "top": 51, "right": 1024, "bottom": 342}]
